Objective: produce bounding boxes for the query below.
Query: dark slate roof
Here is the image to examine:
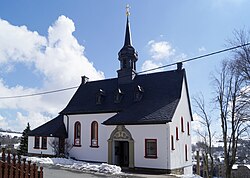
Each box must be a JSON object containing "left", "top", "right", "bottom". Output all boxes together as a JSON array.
[
  {"left": 28, "top": 115, "right": 67, "bottom": 138},
  {"left": 60, "top": 69, "right": 191, "bottom": 125}
]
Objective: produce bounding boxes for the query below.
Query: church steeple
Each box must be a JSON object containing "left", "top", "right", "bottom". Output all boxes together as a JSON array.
[
  {"left": 124, "top": 16, "right": 132, "bottom": 46},
  {"left": 117, "top": 5, "right": 138, "bottom": 84}
]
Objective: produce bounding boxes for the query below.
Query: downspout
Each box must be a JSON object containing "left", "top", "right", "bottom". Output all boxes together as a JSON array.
[
  {"left": 166, "top": 123, "right": 170, "bottom": 170},
  {"left": 63, "top": 114, "right": 70, "bottom": 157},
  {"left": 66, "top": 114, "right": 69, "bottom": 136}
]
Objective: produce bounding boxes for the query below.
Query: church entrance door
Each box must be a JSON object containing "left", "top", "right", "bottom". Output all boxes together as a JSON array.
[
  {"left": 108, "top": 125, "right": 134, "bottom": 168},
  {"left": 114, "top": 141, "right": 129, "bottom": 167}
]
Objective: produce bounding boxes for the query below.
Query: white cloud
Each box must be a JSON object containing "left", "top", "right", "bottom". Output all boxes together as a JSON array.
[
  {"left": 0, "top": 115, "right": 9, "bottom": 129},
  {"left": 141, "top": 60, "right": 164, "bottom": 74},
  {"left": 0, "top": 19, "right": 46, "bottom": 63},
  {"left": 0, "top": 15, "right": 105, "bottom": 131},
  {"left": 15, "top": 112, "right": 51, "bottom": 131},
  {"left": 198, "top": 46, "right": 206, "bottom": 52},
  {"left": 149, "top": 40, "right": 175, "bottom": 60},
  {"left": 141, "top": 40, "right": 185, "bottom": 73},
  {"left": 0, "top": 64, "right": 14, "bottom": 74}
]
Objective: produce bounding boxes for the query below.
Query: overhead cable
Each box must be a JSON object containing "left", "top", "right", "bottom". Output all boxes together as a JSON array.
[{"left": 0, "top": 42, "right": 249, "bottom": 99}]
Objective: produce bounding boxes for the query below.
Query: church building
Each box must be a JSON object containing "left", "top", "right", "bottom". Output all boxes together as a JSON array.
[{"left": 28, "top": 11, "right": 193, "bottom": 175}]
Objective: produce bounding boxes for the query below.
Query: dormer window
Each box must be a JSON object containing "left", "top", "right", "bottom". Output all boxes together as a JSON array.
[
  {"left": 134, "top": 85, "right": 144, "bottom": 102},
  {"left": 96, "top": 89, "right": 105, "bottom": 105},
  {"left": 114, "top": 88, "right": 124, "bottom": 103}
]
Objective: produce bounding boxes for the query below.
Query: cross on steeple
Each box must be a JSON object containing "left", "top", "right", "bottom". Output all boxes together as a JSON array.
[
  {"left": 126, "top": 4, "right": 130, "bottom": 17},
  {"left": 117, "top": 5, "right": 138, "bottom": 84}
]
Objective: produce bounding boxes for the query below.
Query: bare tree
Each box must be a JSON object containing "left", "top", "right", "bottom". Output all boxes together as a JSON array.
[
  {"left": 64, "top": 139, "right": 73, "bottom": 158},
  {"left": 229, "top": 29, "right": 250, "bottom": 83},
  {"left": 230, "top": 30, "right": 250, "bottom": 120},
  {"left": 193, "top": 94, "right": 214, "bottom": 178},
  {"left": 49, "top": 138, "right": 72, "bottom": 158},
  {"left": 49, "top": 138, "right": 60, "bottom": 156},
  {"left": 213, "top": 59, "right": 250, "bottom": 178},
  {"left": 193, "top": 29, "right": 250, "bottom": 178}
]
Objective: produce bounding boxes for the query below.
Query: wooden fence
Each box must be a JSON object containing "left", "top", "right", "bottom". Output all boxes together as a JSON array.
[{"left": 0, "top": 148, "right": 43, "bottom": 178}]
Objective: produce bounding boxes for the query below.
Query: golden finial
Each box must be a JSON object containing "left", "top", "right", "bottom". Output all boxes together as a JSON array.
[{"left": 126, "top": 4, "right": 130, "bottom": 16}]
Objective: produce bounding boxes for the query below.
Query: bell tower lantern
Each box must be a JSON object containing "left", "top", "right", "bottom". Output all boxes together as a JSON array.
[{"left": 117, "top": 5, "right": 138, "bottom": 84}]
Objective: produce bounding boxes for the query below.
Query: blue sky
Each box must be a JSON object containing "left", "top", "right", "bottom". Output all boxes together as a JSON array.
[{"left": 0, "top": 0, "right": 250, "bottom": 133}]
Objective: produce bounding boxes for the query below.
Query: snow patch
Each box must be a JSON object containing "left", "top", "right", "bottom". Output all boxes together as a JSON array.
[
  {"left": 175, "top": 174, "right": 202, "bottom": 178},
  {"left": 0, "top": 131, "right": 22, "bottom": 138},
  {"left": 26, "top": 157, "right": 122, "bottom": 174},
  {"left": 232, "top": 164, "right": 250, "bottom": 170}
]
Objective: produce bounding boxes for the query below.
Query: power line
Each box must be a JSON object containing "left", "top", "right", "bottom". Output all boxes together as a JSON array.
[
  {"left": 0, "top": 42, "right": 249, "bottom": 100},
  {"left": 138, "top": 42, "right": 250, "bottom": 74},
  {"left": 0, "top": 86, "right": 78, "bottom": 99}
]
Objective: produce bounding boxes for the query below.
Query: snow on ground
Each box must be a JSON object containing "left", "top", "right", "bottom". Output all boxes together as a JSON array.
[
  {"left": 26, "top": 156, "right": 202, "bottom": 177},
  {"left": 175, "top": 175, "right": 202, "bottom": 178},
  {"left": 0, "top": 131, "right": 22, "bottom": 137},
  {"left": 26, "top": 157, "right": 122, "bottom": 175},
  {"left": 14, "top": 143, "right": 20, "bottom": 149},
  {"left": 232, "top": 164, "right": 250, "bottom": 170}
]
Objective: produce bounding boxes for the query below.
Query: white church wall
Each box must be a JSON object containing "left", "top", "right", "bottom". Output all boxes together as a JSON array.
[
  {"left": 67, "top": 113, "right": 116, "bottom": 162},
  {"left": 64, "top": 77, "right": 193, "bottom": 173},
  {"left": 125, "top": 124, "right": 168, "bottom": 169},
  {"left": 67, "top": 113, "right": 168, "bottom": 169},
  {"left": 168, "top": 78, "right": 193, "bottom": 173},
  {"left": 28, "top": 136, "right": 56, "bottom": 155}
]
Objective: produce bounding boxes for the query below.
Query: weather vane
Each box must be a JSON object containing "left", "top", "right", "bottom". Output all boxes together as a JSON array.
[{"left": 126, "top": 4, "right": 130, "bottom": 16}]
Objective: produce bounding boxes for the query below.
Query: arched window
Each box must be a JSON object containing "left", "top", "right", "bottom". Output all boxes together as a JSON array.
[
  {"left": 171, "top": 135, "right": 175, "bottom": 150},
  {"left": 181, "top": 117, "right": 184, "bottom": 132},
  {"left": 74, "top": 121, "right": 81, "bottom": 146},
  {"left": 185, "top": 144, "right": 188, "bottom": 161},
  {"left": 91, "top": 121, "right": 98, "bottom": 147},
  {"left": 176, "top": 127, "right": 179, "bottom": 140}
]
